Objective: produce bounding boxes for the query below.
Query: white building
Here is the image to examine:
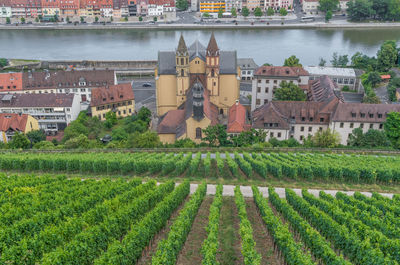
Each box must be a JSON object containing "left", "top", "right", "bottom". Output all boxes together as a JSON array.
[
  {"left": 0, "top": 93, "right": 80, "bottom": 134},
  {"left": 251, "top": 65, "right": 310, "bottom": 111},
  {"left": 302, "top": 0, "right": 348, "bottom": 14},
  {"left": 148, "top": 4, "right": 163, "bottom": 15},
  {"left": 238, "top": 58, "right": 258, "bottom": 81},
  {"left": 304, "top": 66, "right": 363, "bottom": 92},
  {"left": 101, "top": 7, "right": 114, "bottom": 17},
  {"left": 0, "top": 6, "right": 12, "bottom": 18}
]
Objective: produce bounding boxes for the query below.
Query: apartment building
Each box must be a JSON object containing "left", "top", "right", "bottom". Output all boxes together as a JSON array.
[
  {"left": 0, "top": 93, "right": 80, "bottom": 134},
  {"left": 238, "top": 58, "right": 258, "bottom": 81},
  {"left": 1, "top": 0, "right": 12, "bottom": 17},
  {"left": 264, "top": 0, "right": 293, "bottom": 10},
  {"left": 0, "top": 70, "right": 116, "bottom": 103},
  {"left": 252, "top": 96, "right": 400, "bottom": 145},
  {"left": 0, "top": 113, "right": 39, "bottom": 143},
  {"left": 304, "top": 66, "right": 363, "bottom": 92},
  {"left": 225, "top": 0, "right": 242, "bottom": 12},
  {"left": 199, "top": 0, "right": 225, "bottom": 13},
  {"left": 90, "top": 83, "right": 135, "bottom": 120},
  {"left": 251, "top": 65, "right": 309, "bottom": 111}
]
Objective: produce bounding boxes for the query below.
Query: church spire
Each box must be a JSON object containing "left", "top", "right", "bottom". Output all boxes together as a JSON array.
[
  {"left": 177, "top": 34, "right": 188, "bottom": 56},
  {"left": 206, "top": 32, "right": 219, "bottom": 57}
]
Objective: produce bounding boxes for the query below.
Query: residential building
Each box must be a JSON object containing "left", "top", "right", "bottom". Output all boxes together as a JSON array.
[
  {"left": 302, "top": 0, "right": 318, "bottom": 13},
  {"left": 90, "top": 83, "right": 135, "bottom": 120},
  {"left": 1, "top": 0, "right": 12, "bottom": 17},
  {"left": 238, "top": 58, "right": 258, "bottom": 81},
  {"left": 41, "top": 0, "right": 60, "bottom": 20},
  {"left": 265, "top": 0, "right": 293, "bottom": 10},
  {"left": 27, "top": 0, "right": 42, "bottom": 17},
  {"left": 245, "top": 0, "right": 259, "bottom": 11},
  {"left": 148, "top": 0, "right": 163, "bottom": 16},
  {"left": 225, "top": 0, "right": 242, "bottom": 12},
  {"left": 156, "top": 34, "right": 241, "bottom": 143},
  {"left": 11, "top": 0, "right": 29, "bottom": 17},
  {"left": 252, "top": 96, "right": 400, "bottom": 145},
  {"left": 127, "top": 0, "right": 136, "bottom": 16},
  {"left": 0, "top": 70, "right": 116, "bottom": 103},
  {"left": 0, "top": 93, "right": 80, "bottom": 134},
  {"left": 240, "top": 83, "right": 252, "bottom": 97},
  {"left": 59, "top": 0, "right": 79, "bottom": 17},
  {"left": 199, "top": 0, "right": 225, "bottom": 13},
  {"left": 0, "top": 113, "right": 39, "bottom": 143},
  {"left": 251, "top": 65, "right": 309, "bottom": 111},
  {"left": 137, "top": 0, "right": 148, "bottom": 16},
  {"left": 227, "top": 100, "right": 250, "bottom": 135}
]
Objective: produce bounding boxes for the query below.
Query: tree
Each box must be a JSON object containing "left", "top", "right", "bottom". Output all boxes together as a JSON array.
[
  {"left": 351, "top": 52, "right": 377, "bottom": 71},
  {"left": 254, "top": 7, "right": 263, "bottom": 17},
  {"left": 104, "top": 111, "right": 117, "bottom": 129},
  {"left": 124, "top": 17, "right": 128, "bottom": 21},
  {"left": 319, "top": 57, "right": 327, "bottom": 66},
  {"left": 267, "top": 7, "right": 275, "bottom": 16},
  {"left": 274, "top": 81, "right": 307, "bottom": 101},
  {"left": 6, "top": 17, "right": 10, "bottom": 24},
  {"left": 35, "top": 17, "right": 39, "bottom": 23},
  {"left": 153, "top": 16, "right": 157, "bottom": 22},
  {"left": 387, "top": 77, "right": 400, "bottom": 101},
  {"left": 202, "top": 124, "right": 230, "bottom": 146},
  {"left": 66, "top": 17, "right": 70, "bottom": 23},
  {"left": 312, "top": 128, "right": 341, "bottom": 148},
  {"left": 127, "top": 131, "right": 160, "bottom": 148},
  {"left": 63, "top": 120, "right": 89, "bottom": 141},
  {"left": 173, "top": 138, "right": 196, "bottom": 148},
  {"left": 26, "top": 130, "right": 46, "bottom": 144},
  {"left": 231, "top": 7, "right": 237, "bottom": 17},
  {"left": 283, "top": 55, "right": 302, "bottom": 67},
  {"left": 377, "top": 41, "right": 398, "bottom": 72},
  {"left": 0, "top": 58, "right": 7, "bottom": 68},
  {"left": 348, "top": 128, "right": 391, "bottom": 147},
  {"left": 366, "top": 71, "right": 382, "bottom": 87},
  {"left": 8, "top": 132, "right": 31, "bottom": 149},
  {"left": 319, "top": 0, "right": 339, "bottom": 12},
  {"left": 384, "top": 112, "right": 400, "bottom": 147},
  {"left": 33, "top": 141, "right": 55, "bottom": 150},
  {"left": 347, "top": 0, "right": 374, "bottom": 21},
  {"left": 218, "top": 8, "right": 224, "bottom": 18},
  {"left": 80, "top": 16, "right": 85, "bottom": 23},
  {"left": 111, "top": 127, "right": 129, "bottom": 142},
  {"left": 325, "top": 10, "right": 333, "bottom": 21},
  {"left": 139, "top": 16, "right": 143, "bottom": 21},
  {"left": 203, "top": 12, "right": 210, "bottom": 18},
  {"left": 110, "top": 16, "right": 113, "bottom": 22},
  {"left": 20, "top": 17, "right": 25, "bottom": 23},
  {"left": 331, "top": 52, "right": 349, "bottom": 67},
  {"left": 279, "top": 8, "right": 288, "bottom": 16},
  {"left": 64, "top": 134, "right": 90, "bottom": 149},
  {"left": 95, "top": 16, "right": 99, "bottom": 22},
  {"left": 176, "top": 0, "right": 188, "bottom": 10},
  {"left": 263, "top": 62, "right": 272, "bottom": 66},
  {"left": 231, "top": 129, "right": 266, "bottom": 147},
  {"left": 137, "top": 107, "right": 151, "bottom": 125},
  {"left": 54, "top": 15, "right": 58, "bottom": 22},
  {"left": 242, "top": 7, "right": 250, "bottom": 17}
]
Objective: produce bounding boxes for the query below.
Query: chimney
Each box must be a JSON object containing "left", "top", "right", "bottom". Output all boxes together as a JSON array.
[{"left": 236, "top": 99, "right": 239, "bottom": 105}]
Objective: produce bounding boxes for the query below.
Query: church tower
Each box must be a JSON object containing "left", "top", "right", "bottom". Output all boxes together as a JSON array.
[
  {"left": 176, "top": 35, "right": 190, "bottom": 107},
  {"left": 206, "top": 33, "right": 220, "bottom": 109}
]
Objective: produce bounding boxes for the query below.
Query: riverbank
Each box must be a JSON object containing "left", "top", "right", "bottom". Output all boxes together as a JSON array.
[{"left": 2, "top": 21, "right": 400, "bottom": 30}]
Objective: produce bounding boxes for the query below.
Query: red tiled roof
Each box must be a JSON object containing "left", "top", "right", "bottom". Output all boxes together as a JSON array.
[
  {"left": 0, "top": 73, "right": 23, "bottom": 91},
  {"left": 148, "top": 0, "right": 174, "bottom": 5},
  {"left": 157, "top": 109, "right": 185, "bottom": 134},
  {"left": 227, "top": 101, "right": 250, "bottom": 133},
  {"left": 46, "top": 131, "right": 64, "bottom": 142},
  {"left": 381, "top": 75, "right": 391, "bottom": 79},
  {"left": 90, "top": 83, "right": 134, "bottom": 107},
  {"left": 254, "top": 66, "right": 309, "bottom": 77},
  {"left": 0, "top": 113, "right": 29, "bottom": 132}
]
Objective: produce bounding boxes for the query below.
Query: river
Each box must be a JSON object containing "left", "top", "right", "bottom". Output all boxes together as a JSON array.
[{"left": 1, "top": 28, "right": 400, "bottom": 65}]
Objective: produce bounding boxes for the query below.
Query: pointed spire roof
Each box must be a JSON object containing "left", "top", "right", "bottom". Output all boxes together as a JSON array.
[
  {"left": 177, "top": 34, "right": 188, "bottom": 55},
  {"left": 206, "top": 33, "right": 219, "bottom": 56}
]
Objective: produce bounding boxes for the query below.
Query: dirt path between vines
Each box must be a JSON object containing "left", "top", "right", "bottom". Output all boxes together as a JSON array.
[
  {"left": 216, "top": 196, "right": 244, "bottom": 265},
  {"left": 245, "top": 198, "right": 282, "bottom": 265},
  {"left": 176, "top": 196, "right": 213, "bottom": 265},
  {"left": 136, "top": 196, "right": 191, "bottom": 265}
]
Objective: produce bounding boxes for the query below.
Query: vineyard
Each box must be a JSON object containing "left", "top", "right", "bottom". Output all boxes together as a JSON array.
[
  {"left": 1, "top": 151, "right": 400, "bottom": 184},
  {"left": 1, "top": 174, "right": 400, "bottom": 265}
]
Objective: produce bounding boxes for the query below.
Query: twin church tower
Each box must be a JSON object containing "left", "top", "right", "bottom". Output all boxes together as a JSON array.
[{"left": 155, "top": 33, "right": 241, "bottom": 143}]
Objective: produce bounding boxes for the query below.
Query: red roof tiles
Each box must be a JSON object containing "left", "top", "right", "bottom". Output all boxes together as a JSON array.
[
  {"left": 227, "top": 101, "right": 250, "bottom": 133},
  {"left": 0, "top": 73, "right": 23, "bottom": 91},
  {"left": 90, "top": 83, "right": 134, "bottom": 107},
  {"left": 0, "top": 113, "right": 29, "bottom": 132},
  {"left": 254, "top": 66, "right": 309, "bottom": 77}
]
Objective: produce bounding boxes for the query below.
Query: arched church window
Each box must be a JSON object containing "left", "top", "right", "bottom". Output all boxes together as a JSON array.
[
  {"left": 181, "top": 58, "right": 184, "bottom": 65},
  {"left": 196, "top": 128, "right": 202, "bottom": 139}
]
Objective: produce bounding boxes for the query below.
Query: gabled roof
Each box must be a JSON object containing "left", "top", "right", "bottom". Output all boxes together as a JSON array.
[
  {"left": 90, "top": 83, "right": 134, "bottom": 107},
  {"left": 331, "top": 103, "right": 400, "bottom": 122},
  {"left": 0, "top": 113, "right": 29, "bottom": 132},
  {"left": 237, "top": 58, "right": 259, "bottom": 70},
  {"left": 254, "top": 66, "right": 309, "bottom": 78},
  {"left": 227, "top": 102, "right": 250, "bottom": 133},
  {"left": 157, "top": 109, "right": 185, "bottom": 134},
  {"left": 0, "top": 93, "right": 75, "bottom": 108},
  {"left": 308, "top": 76, "right": 342, "bottom": 103}
]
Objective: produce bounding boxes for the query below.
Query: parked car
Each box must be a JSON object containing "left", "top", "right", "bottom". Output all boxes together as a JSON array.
[{"left": 142, "top": 83, "right": 152, "bottom": 87}]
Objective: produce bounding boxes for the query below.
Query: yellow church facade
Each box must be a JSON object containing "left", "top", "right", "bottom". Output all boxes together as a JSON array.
[{"left": 156, "top": 34, "right": 241, "bottom": 144}]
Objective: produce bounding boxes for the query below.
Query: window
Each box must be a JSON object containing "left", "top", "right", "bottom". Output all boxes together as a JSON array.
[
  {"left": 349, "top": 79, "right": 355, "bottom": 84},
  {"left": 264, "top": 99, "right": 268, "bottom": 104},
  {"left": 211, "top": 69, "right": 215, "bottom": 77},
  {"left": 301, "top": 117, "right": 305, "bottom": 121},
  {"left": 266, "top": 80, "right": 270, "bottom": 83},
  {"left": 340, "top": 122, "right": 344, "bottom": 128},
  {"left": 258, "top": 79, "right": 261, "bottom": 83},
  {"left": 181, "top": 69, "right": 184, "bottom": 76},
  {"left": 181, "top": 58, "right": 184, "bottom": 65},
  {"left": 360, "top": 123, "right": 364, "bottom": 128},
  {"left": 278, "top": 132, "right": 281, "bottom": 138},
  {"left": 319, "top": 127, "right": 323, "bottom": 131},
  {"left": 379, "top": 123, "right": 383, "bottom": 129},
  {"left": 360, "top": 113, "right": 365, "bottom": 118},
  {"left": 351, "top": 113, "right": 356, "bottom": 118},
  {"left": 256, "top": 99, "right": 260, "bottom": 105},
  {"left": 273, "top": 80, "right": 277, "bottom": 84},
  {"left": 378, "top": 114, "right": 383, "bottom": 118},
  {"left": 129, "top": 108, "right": 132, "bottom": 113},
  {"left": 265, "top": 88, "right": 269, "bottom": 93},
  {"left": 300, "top": 126, "right": 304, "bottom": 132},
  {"left": 80, "top": 88, "right": 86, "bottom": 92},
  {"left": 309, "top": 117, "right": 313, "bottom": 122},
  {"left": 369, "top": 124, "right": 373, "bottom": 129},
  {"left": 308, "top": 127, "right": 312, "bottom": 132},
  {"left": 300, "top": 135, "right": 304, "bottom": 141},
  {"left": 320, "top": 118, "right": 324, "bottom": 122},
  {"left": 103, "top": 114, "right": 106, "bottom": 118},
  {"left": 270, "top": 132, "right": 274, "bottom": 138},
  {"left": 291, "top": 126, "right": 295, "bottom": 132},
  {"left": 196, "top": 127, "right": 202, "bottom": 139},
  {"left": 257, "top": 87, "right": 261, "bottom": 93},
  {"left": 350, "top": 123, "right": 354, "bottom": 128},
  {"left": 369, "top": 113, "right": 374, "bottom": 118},
  {"left": 123, "top": 110, "right": 126, "bottom": 114}
]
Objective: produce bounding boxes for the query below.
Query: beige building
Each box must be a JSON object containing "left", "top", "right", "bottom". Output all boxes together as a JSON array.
[
  {"left": 90, "top": 83, "right": 135, "bottom": 121},
  {"left": 156, "top": 34, "right": 241, "bottom": 143},
  {"left": 251, "top": 65, "right": 309, "bottom": 111},
  {"left": 0, "top": 113, "right": 39, "bottom": 143}
]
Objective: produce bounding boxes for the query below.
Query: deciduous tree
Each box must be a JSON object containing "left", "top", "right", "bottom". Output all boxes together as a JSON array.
[
  {"left": 283, "top": 55, "right": 302, "bottom": 67},
  {"left": 254, "top": 7, "right": 263, "bottom": 17},
  {"left": 267, "top": 7, "right": 275, "bottom": 16},
  {"left": 242, "top": 7, "right": 250, "bottom": 17},
  {"left": 274, "top": 81, "right": 307, "bottom": 101}
]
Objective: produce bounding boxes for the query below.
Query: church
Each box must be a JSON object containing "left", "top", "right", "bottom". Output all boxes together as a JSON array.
[{"left": 156, "top": 33, "right": 241, "bottom": 144}]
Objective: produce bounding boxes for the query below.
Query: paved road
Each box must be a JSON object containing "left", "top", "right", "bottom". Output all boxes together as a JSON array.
[{"left": 188, "top": 183, "right": 395, "bottom": 199}]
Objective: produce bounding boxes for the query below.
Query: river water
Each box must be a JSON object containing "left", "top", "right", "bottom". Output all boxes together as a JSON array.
[{"left": 1, "top": 28, "right": 400, "bottom": 65}]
